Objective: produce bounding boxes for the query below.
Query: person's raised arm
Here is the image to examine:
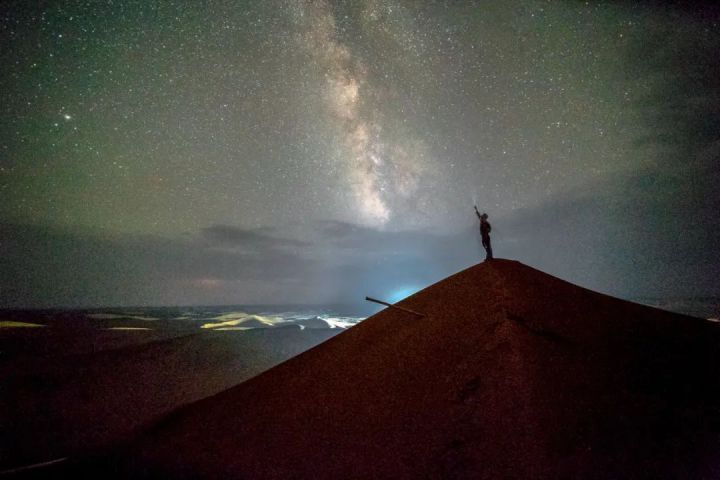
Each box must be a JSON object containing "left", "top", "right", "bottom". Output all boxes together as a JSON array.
[{"left": 474, "top": 205, "right": 481, "bottom": 219}]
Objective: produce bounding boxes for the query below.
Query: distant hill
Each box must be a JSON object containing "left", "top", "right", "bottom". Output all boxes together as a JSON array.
[{"left": 67, "top": 260, "right": 720, "bottom": 479}]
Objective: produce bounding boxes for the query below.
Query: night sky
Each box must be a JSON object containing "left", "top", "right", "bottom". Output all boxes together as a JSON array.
[{"left": 1, "top": 1, "right": 719, "bottom": 308}]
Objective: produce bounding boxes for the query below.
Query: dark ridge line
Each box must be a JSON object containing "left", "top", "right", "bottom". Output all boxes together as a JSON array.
[{"left": 505, "top": 312, "right": 574, "bottom": 346}]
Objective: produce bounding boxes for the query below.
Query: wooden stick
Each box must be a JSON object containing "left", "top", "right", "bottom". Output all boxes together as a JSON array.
[
  {"left": 0, "top": 457, "right": 68, "bottom": 475},
  {"left": 365, "top": 296, "right": 425, "bottom": 317}
]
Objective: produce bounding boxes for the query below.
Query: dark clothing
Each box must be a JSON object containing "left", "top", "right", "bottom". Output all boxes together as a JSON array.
[
  {"left": 480, "top": 221, "right": 491, "bottom": 238},
  {"left": 475, "top": 211, "right": 493, "bottom": 261},
  {"left": 481, "top": 234, "right": 493, "bottom": 261}
]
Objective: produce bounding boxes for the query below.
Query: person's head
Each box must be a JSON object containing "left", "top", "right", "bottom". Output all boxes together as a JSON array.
[{"left": 480, "top": 213, "right": 488, "bottom": 220}]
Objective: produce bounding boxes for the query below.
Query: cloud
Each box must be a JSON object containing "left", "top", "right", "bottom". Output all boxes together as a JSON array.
[
  {"left": 3, "top": 169, "right": 719, "bottom": 310},
  {"left": 200, "top": 225, "right": 308, "bottom": 249},
  {"left": 622, "top": 11, "right": 720, "bottom": 161},
  {"left": 0, "top": 220, "right": 480, "bottom": 308},
  {"left": 0, "top": 223, "right": 318, "bottom": 307},
  {"left": 317, "top": 219, "right": 469, "bottom": 256},
  {"left": 496, "top": 166, "right": 720, "bottom": 297}
]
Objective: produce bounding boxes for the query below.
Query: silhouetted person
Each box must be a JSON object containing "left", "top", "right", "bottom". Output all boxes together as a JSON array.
[{"left": 475, "top": 206, "right": 493, "bottom": 261}]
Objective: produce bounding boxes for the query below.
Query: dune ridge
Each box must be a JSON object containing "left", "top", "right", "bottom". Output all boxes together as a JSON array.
[{"left": 68, "top": 260, "right": 720, "bottom": 479}]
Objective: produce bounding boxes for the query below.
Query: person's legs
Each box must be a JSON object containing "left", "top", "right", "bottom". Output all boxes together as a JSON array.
[{"left": 482, "top": 237, "right": 492, "bottom": 261}]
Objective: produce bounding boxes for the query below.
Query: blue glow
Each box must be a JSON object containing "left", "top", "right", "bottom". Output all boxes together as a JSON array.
[{"left": 388, "top": 286, "right": 422, "bottom": 303}]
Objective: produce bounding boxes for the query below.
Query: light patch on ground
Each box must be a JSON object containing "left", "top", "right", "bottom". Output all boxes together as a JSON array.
[
  {"left": 201, "top": 314, "right": 278, "bottom": 329},
  {"left": 213, "top": 327, "right": 257, "bottom": 331},
  {"left": 209, "top": 312, "right": 280, "bottom": 322},
  {"left": 0, "top": 321, "right": 46, "bottom": 328},
  {"left": 323, "top": 318, "right": 356, "bottom": 328},
  {"left": 105, "top": 327, "right": 153, "bottom": 331},
  {"left": 87, "top": 313, "right": 159, "bottom": 321}
]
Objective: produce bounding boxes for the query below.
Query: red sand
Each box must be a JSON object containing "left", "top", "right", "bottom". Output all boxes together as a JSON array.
[{"left": 68, "top": 260, "right": 720, "bottom": 478}]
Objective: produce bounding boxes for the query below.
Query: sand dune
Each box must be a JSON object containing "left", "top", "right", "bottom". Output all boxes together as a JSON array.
[
  {"left": 67, "top": 259, "right": 720, "bottom": 480},
  {"left": 0, "top": 329, "right": 338, "bottom": 472}
]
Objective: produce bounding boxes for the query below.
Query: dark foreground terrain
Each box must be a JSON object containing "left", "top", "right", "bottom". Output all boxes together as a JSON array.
[
  {"left": 12, "top": 260, "right": 720, "bottom": 479},
  {"left": 0, "top": 318, "right": 338, "bottom": 474}
]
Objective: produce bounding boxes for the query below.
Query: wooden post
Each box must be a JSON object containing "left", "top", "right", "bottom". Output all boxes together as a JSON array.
[{"left": 365, "top": 296, "right": 425, "bottom": 317}]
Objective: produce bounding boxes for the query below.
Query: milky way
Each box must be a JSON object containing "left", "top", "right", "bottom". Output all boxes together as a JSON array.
[
  {"left": 1, "top": 1, "right": 719, "bottom": 307},
  {"left": 294, "top": 0, "right": 389, "bottom": 224},
  {"left": 290, "top": 0, "right": 433, "bottom": 226}
]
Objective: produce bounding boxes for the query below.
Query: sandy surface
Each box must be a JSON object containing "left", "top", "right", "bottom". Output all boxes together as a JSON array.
[
  {"left": 60, "top": 259, "right": 720, "bottom": 480},
  {"left": 0, "top": 321, "right": 338, "bottom": 471}
]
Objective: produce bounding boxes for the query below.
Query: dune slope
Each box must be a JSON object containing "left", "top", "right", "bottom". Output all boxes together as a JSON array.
[{"left": 92, "top": 260, "right": 720, "bottom": 479}]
